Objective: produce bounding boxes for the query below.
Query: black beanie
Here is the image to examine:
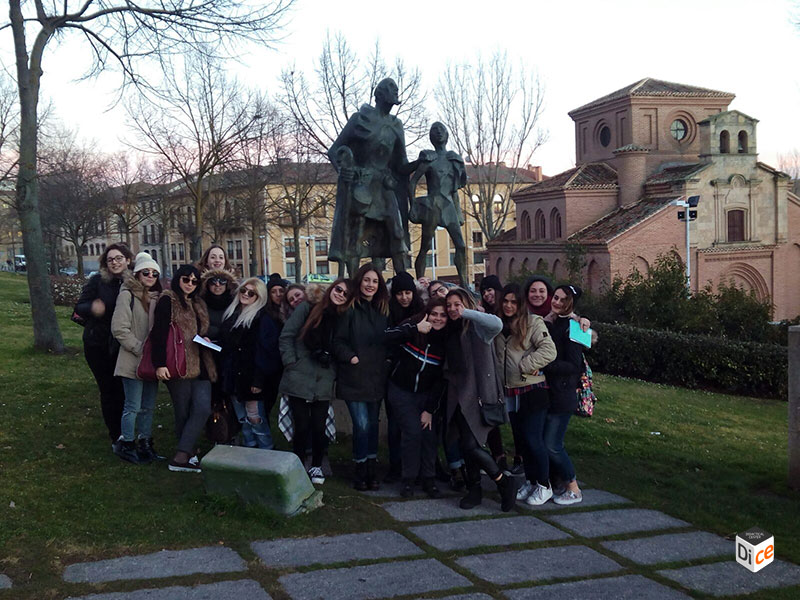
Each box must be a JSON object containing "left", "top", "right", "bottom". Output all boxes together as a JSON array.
[
  {"left": 390, "top": 271, "right": 415, "bottom": 294},
  {"left": 267, "top": 273, "right": 287, "bottom": 293},
  {"left": 480, "top": 274, "right": 503, "bottom": 294},
  {"left": 555, "top": 284, "right": 583, "bottom": 305}
]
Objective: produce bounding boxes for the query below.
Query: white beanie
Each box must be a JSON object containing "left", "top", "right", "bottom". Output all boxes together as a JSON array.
[{"left": 133, "top": 252, "right": 160, "bottom": 275}]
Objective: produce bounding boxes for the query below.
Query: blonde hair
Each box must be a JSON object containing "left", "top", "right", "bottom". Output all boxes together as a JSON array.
[{"left": 223, "top": 278, "right": 268, "bottom": 329}]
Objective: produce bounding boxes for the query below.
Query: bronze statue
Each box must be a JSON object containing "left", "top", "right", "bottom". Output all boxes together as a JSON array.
[
  {"left": 327, "top": 78, "right": 414, "bottom": 276},
  {"left": 409, "top": 122, "right": 468, "bottom": 285}
]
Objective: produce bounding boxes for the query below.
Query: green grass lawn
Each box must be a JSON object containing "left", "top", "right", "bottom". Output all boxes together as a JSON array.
[{"left": 1, "top": 271, "right": 798, "bottom": 599}]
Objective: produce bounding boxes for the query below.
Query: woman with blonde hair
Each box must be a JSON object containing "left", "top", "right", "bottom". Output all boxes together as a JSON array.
[{"left": 220, "top": 278, "right": 280, "bottom": 449}]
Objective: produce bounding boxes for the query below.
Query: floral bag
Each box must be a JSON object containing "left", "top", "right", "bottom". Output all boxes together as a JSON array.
[{"left": 575, "top": 358, "right": 596, "bottom": 418}]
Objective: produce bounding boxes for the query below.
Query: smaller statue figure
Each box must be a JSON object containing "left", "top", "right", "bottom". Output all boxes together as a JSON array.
[{"left": 409, "top": 122, "right": 468, "bottom": 285}]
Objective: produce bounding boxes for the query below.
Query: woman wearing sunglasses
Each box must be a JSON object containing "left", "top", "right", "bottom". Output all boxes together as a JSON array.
[
  {"left": 279, "top": 279, "right": 354, "bottom": 484},
  {"left": 220, "top": 278, "right": 280, "bottom": 449},
  {"left": 110, "top": 252, "right": 164, "bottom": 464},
  {"left": 150, "top": 264, "right": 217, "bottom": 472}
]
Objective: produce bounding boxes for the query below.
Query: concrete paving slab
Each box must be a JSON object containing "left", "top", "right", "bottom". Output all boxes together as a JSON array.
[
  {"left": 409, "top": 515, "right": 570, "bottom": 551},
  {"left": 278, "top": 558, "right": 471, "bottom": 600},
  {"left": 419, "top": 595, "right": 493, "bottom": 600},
  {"left": 358, "top": 483, "right": 459, "bottom": 499},
  {"left": 65, "top": 579, "right": 271, "bottom": 600},
  {"left": 0, "top": 574, "right": 10, "bottom": 589},
  {"left": 602, "top": 531, "right": 733, "bottom": 565},
  {"left": 518, "top": 489, "right": 631, "bottom": 512},
  {"left": 252, "top": 530, "right": 423, "bottom": 567},
  {"left": 547, "top": 508, "right": 689, "bottom": 538},
  {"left": 63, "top": 547, "right": 247, "bottom": 583},
  {"left": 456, "top": 545, "right": 622, "bottom": 585},
  {"left": 382, "top": 497, "right": 502, "bottom": 522},
  {"left": 657, "top": 559, "right": 800, "bottom": 596},
  {"left": 503, "top": 574, "right": 691, "bottom": 599}
]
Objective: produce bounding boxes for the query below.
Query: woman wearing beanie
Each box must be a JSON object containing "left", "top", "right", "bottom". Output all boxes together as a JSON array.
[
  {"left": 542, "top": 284, "right": 585, "bottom": 504},
  {"left": 111, "top": 252, "right": 163, "bottom": 464},
  {"left": 266, "top": 273, "right": 287, "bottom": 325},
  {"left": 149, "top": 264, "right": 217, "bottom": 472},
  {"left": 479, "top": 275, "right": 503, "bottom": 314}
]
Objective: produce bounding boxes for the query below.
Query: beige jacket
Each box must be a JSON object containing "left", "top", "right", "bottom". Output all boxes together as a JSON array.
[
  {"left": 111, "top": 274, "right": 158, "bottom": 379},
  {"left": 494, "top": 314, "right": 557, "bottom": 389}
]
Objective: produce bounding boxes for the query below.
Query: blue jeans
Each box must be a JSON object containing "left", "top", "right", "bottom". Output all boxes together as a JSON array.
[
  {"left": 233, "top": 398, "right": 273, "bottom": 449},
  {"left": 347, "top": 401, "right": 380, "bottom": 462},
  {"left": 544, "top": 412, "right": 576, "bottom": 484},
  {"left": 121, "top": 377, "right": 158, "bottom": 442},
  {"left": 519, "top": 404, "right": 549, "bottom": 486}
]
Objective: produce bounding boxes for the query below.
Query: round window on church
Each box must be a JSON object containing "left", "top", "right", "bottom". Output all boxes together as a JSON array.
[
  {"left": 599, "top": 126, "right": 611, "bottom": 147},
  {"left": 670, "top": 119, "right": 687, "bottom": 141}
]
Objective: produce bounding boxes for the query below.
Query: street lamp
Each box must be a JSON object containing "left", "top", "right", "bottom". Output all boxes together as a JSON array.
[
  {"left": 258, "top": 234, "right": 268, "bottom": 277},
  {"left": 670, "top": 195, "right": 700, "bottom": 293},
  {"left": 299, "top": 235, "right": 315, "bottom": 280}
]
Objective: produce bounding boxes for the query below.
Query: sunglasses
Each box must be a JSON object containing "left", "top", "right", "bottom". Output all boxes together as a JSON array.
[
  {"left": 209, "top": 277, "right": 227, "bottom": 286},
  {"left": 139, "top": 269, "right": 159, "bottom": 278},
  {"left": 180, "top": 276, "right": 198, "bottom": 286},
  {"left": 239, "top": 288, "right": 257, "bottom": 298},
  {"left": 332, "top": 285, "right": 348, "bottom": 296},
  {"left": 106, "top": 255, "right": 126, "bottom": 264}
]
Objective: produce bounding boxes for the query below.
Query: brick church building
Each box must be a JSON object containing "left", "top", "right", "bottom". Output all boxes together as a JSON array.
[{"left": 487, "top": 78, "right": 800, "bottom": 320}]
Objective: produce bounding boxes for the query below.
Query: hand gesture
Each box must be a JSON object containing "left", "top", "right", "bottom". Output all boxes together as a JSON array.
[
  {"left": 156, "top": 367, "right": 171, "bottom": 381},
  {"left": 420, "top": 411, "right": 433, "bottom": 430},
  {"left": 250, "top": 386, "right": 262, "bottom": 394},
  {"left": 91, "top": 298, "right": 106, "bottom": 318},
  {"left": 350, "top": 356, "right": 360, "bottom": 365},
  {"left": 416, "top": 314, "right": 432, "bottom": 334},
  {"left": 579, "top": 317, "right": 591, "bottom": 332}
]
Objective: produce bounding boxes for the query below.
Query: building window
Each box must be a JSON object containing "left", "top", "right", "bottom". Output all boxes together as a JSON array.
[
  {"left": 314, "top": 238, "right": 328, "bottom": 255},
  {"left": 178, "top": 243, "right": 185, "bottom": 261},
  {"left": 286, "top": 262, "right": 296, "bottom": 278},
  {"left": 472, "top": 231, "right": 483, "bottom": 247},
  {"left": 171, "top": 244, "right": 177, "bottom": 260},
  {"left": 549, "top": 208, "right": 562, "bottom": 240},
  {"left": 473, "top": 251, "right": 486, "bottom": 264},
  {"left": 670, "top": 119, "right": 687, "bottom": 141},
  {"left": 520, "top": 211, "right": 532, "bottom": 240},
  {"left": 738, "top": 130, "right": 748, "bottom": 154},
  {"left": 151, "top": 249, "right": 158, "bottom": 263},
  {"left": 720, "top": 130, "right": 730, "bottom": 153},
  {"left": 284, "top": 238, "right": 296, "bottom": 258},
  {"left": 599, "top": 126, "right": 611, "bottom": 147},
  {"left": 534, "top": 209, "right": 546, "bottom": 240},
  {"left": 235, "top": 240, "right": 243, "bottom": 260},
  {"left": 727, "top": 210, "right": 745, "bottom": 242},
  {"left": 316, "top": 260, "right": 329, "bottom": 274}
]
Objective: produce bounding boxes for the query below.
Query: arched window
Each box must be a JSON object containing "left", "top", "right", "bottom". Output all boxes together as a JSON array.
[
  {"left": 727, "top": 209, "right": 745, "bottom": 242},
  {"left": 534, "top": 209, "right": 546, "bottom": 240},
  {"left": 720, "top": 130, "right": 730, "bottom": 154},
  {"left": 495, "top": 257, "right": 503, "bottom": 277},
  {"left": 738, "top": 131, "right": 748, "bottom": 154},
  {"left": 151, "top": 249, "right": 158, "bottom": 263},
  {"left": 520, "top": 211, "right": 532, "bottom": 240},
  {"left": 508, "top": 257, "right": 516, "bottom": 277},
  {"left": 549, "top": 208, "right": 562, "bottom": 240}
]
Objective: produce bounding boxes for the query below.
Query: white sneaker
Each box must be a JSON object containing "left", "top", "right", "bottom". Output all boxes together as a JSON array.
[
  {"left": 516, "top": 481, "right": 533, "bottom": 501},
  {"left": 308, "top": 466, "right": 325, "bottom": 485},
  {"left": 526, "top": 483, "right": 554, "bottom": 506},
  {"left": 553, "top": 489, "right": 582, "bottom": 505},
  {"left": 189, "top": 455, "right": 199, "bottom": 466}
]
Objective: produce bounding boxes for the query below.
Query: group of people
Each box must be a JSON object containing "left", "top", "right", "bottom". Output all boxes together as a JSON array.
[{"left": 76, "top": 242, "right": 592, "bottom": 510}]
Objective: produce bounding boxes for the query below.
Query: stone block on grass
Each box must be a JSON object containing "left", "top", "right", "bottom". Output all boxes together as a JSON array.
[
  {"left": 503, "top": 574, "right": 691, "bottom": 599},
  {"left": 65, "top": 579, "right": 271, "bottom": 600},
  {"left": 0, "top": 574, "right": 11, "bottom": 589},
  {"left": 601, "top": 531, "right": 732, "bottom": 565},
  {"left": 409, "top": 516, "right": 570, "bottom": 551},
  {"left": 382, "top": 497, "right": 501, "bottom": 522},
  {"left": 201, "top": 445, "right": 322, "bottom": 516},
  {"left": 547, "top": 508, "right": 688, "bottom": 538},
  {"left": 657, "top": 559, "right": 800, "bottom": 596}
]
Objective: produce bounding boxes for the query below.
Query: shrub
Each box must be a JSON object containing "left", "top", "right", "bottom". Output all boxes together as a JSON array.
[
  {"left": 50, "top": 275, "right": 85, "bottom": 306},
  {"left": 591, "top": 322, "right": 787, "bottom": 399}
]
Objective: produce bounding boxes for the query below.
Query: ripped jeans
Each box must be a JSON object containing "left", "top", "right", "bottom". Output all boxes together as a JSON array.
[{"left": 232, "top": 397, "right": 274, "bottom": 449}]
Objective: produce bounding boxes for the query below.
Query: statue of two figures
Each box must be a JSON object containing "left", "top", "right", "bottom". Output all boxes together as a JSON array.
[{"left": 327, "top": 78, "right": 468, "bottom": 285}]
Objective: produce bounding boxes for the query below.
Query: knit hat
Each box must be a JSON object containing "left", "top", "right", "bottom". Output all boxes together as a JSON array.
[
  {"left": 390, "top": 271, "right": 415, "bottom": 294},
  {"left": 555, "top": 284, "right": 583, "bottom": 305},
  {"left": 132, "top": 252, "right": 160, "bottom": 275},
  {"left": 267, "top": 273, "right": 287, "bottom": 293},
  {"left": 480, "top": 274, "right": 503, "bottom": 294}
]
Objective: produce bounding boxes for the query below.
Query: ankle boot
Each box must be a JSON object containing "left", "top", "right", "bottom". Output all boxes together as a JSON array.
[
  {"left": 384, "top": 462, "right": 402, "bottom": 484},
  {"left": 353, "top": 461, "right": 368, "bottom": 491},
  {"left": 422, "top": 477, "right": 442, "bottom": 499},
  {"left": 114, "top": 440, "right": 141, "bottom": 465},
  {"left": 496, "top": 473, "right": 521, "bottom": 512},
  {"left": 366, "top": 458, "right": 380, "bottom": 490},
  {"left": 400, "top": 479, "right": 414, "bottom": 498},
  {"left": 449, "top": 467, "right": 466, "bottom": 491},
  {"left": 459, "top": 484, "right": 482, "bottom": 509}
]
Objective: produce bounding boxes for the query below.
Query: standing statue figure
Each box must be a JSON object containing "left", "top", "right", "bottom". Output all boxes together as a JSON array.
[
  {"left": 327, "top": 78, "right": 414, "bottom": 277},
  {"left": 409, "top": 122, "right": 468, "bottom": 285}
]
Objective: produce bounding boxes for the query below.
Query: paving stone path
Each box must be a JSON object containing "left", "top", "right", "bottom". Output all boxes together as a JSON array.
[{"left": 51, "top": 479, "right": 800, "bottom": 600}]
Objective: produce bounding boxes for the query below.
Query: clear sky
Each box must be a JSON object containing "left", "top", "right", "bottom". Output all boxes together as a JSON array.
[{"left": 6, "top": 0, "right": 800, "bottom": 177}]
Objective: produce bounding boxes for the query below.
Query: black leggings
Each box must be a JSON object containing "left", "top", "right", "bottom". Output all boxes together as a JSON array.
[
  {"left": 84, "top": 343, "right": 124, "bottom": 442},
  {"left": 288, "top": 397, "right": 329, "bottom": 467},
  {"left": 454, "top": 406, "right": 501, "bottom": 486}
]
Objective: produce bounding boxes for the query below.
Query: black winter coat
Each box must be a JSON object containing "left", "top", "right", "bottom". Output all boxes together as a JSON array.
[
  {"left": 75, "top": 271, "right": 125, "bottom": 348},
  {"left": 384, "top": 321, "right": 446, "bottom": 411},
  {"left": 220, "top": 308, "right": 281, "bottom": 401},
  {"left": 333, "top": 299, "right": 389, "bottom": 403},
  {"left": 543, "top": 316, "right": 584, "bottom": 413}
]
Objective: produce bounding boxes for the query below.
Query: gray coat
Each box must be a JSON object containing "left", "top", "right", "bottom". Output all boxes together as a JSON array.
[
  {"left": 445, "top": 309, "right": 503, "bottom": 446},
  {"left": 278, "top": 301, "right": 336, "bottom": 402},
  {"left": 111, "top": 274, "right": 158, "bottom": 379}
]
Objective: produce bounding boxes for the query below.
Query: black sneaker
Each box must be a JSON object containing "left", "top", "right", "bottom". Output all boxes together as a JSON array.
[
  {"left": 496, "top": 474, "right": 520, "bottom": 512},
  {"left": 114, "top": 441, "right": 142, "bottom": 465},
  {"left": 459, "top": 485, "right": 482, "bottom": 509},
  {"left": 138, "top": 438, "right": 165, "bottom": 462},
  {"left": 422, "top": 478, "right": 442, "bottom": 499},
  {"left": 400, "top": 480, "right": 414, "bottom": 498},
  {"left": 168, "top": 459, "right": 201, "bottom": 473}
]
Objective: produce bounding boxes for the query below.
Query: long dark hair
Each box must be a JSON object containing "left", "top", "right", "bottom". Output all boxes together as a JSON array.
[
  {"left": 300, "top": 278, "right": 354, "bottom": 340},
  {"left": 195, "top": 244, "right": 233, "bottom": 273},
  {"left": 170, "top": 264, "right": 201, "bottom": 307},
  {"left": 400, "top": 296, "right": 447, "bottom": 347},
  {"left": 353, "top": 263, "right": 389, "bottom": 316},
  {"left": 389, "top": 285, "right": 424, "bottom": 325},
  {"left": 500, "top": 283, "right": 529, "bottom": 350}
]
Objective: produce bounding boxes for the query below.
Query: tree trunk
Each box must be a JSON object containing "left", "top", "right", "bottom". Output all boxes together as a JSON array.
[
  {"left": 75, "top": 244, "right": 84, "bottom": 277},
  {"left": 293, "top": 226, "right": 302, "bottom": 283},
  {"left": 191, "top": 186, "right": 204, "bottom": 261},
  {"left": 250, "top": 223, "right": 259, "bottom": 277},
  {"left": 10, "top": 3, "right": 65, "bottom": 352}
]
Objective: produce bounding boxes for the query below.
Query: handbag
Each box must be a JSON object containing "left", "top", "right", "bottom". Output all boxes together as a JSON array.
[
  {"left": 206, "top": 393, "right": 240, "bottom": 443},
  {"left": 575, "top": 358, "right": 597, "bottom": 418},
  {"left": 136, "top": 322, "right": 187, "bottom": 381},
  {"left": 478, "top": 396, "right": 507, "bottom": 427}
]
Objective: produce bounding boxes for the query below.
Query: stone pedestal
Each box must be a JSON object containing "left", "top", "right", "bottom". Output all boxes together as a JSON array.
[{"left": 202, "top": 446, "right": 322, "bottom": 516}]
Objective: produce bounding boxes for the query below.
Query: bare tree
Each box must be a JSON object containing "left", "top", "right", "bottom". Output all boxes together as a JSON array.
[
  {"left": 5, "top": 0, "right": 293, "bottom": 352},
  {"left": 436, "top": 51, "right": 547, "bottom": 241},
  {"left": 280, "top": 32, "right": 428, "bottom": 157},
  {"left": 777, "top": 149, "right": 800, "bottom": 195},
  {"left": 127, "top": 54, "right": 265, "bottom": 261},
  {"left": 105, "top": 153, "right": 156, "bottom": 245}
]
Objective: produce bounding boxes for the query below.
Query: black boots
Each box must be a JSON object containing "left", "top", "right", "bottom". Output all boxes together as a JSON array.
[
  {"left": 366, "top": 458, "right": 380, "bottom": 490},
  {"left": 449, "top": 466, "right": 467, "bottom": 491},
  {"left": 400, "top": 479, "right": 414, "bottom": 498},
  {"left": 459, "top": 484, "right": 482, "bottom": 509},
  {"left": 353, "top": 461, "right": 368, "bottom": 491},
  {"left": 496, "top": 473, "right": 520, "bottom": 512},
  {"left": 422, "top": 478, "right": 442, "bottom": 499},
  {"left": 114, "top": 440, "right": 141, "bottom": 464},
  {"left": 137, "top": 438, "right": 164, "bottom": 463},
  {"left": 384, "top": 462, "right": 402, "bottom": 484}
]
